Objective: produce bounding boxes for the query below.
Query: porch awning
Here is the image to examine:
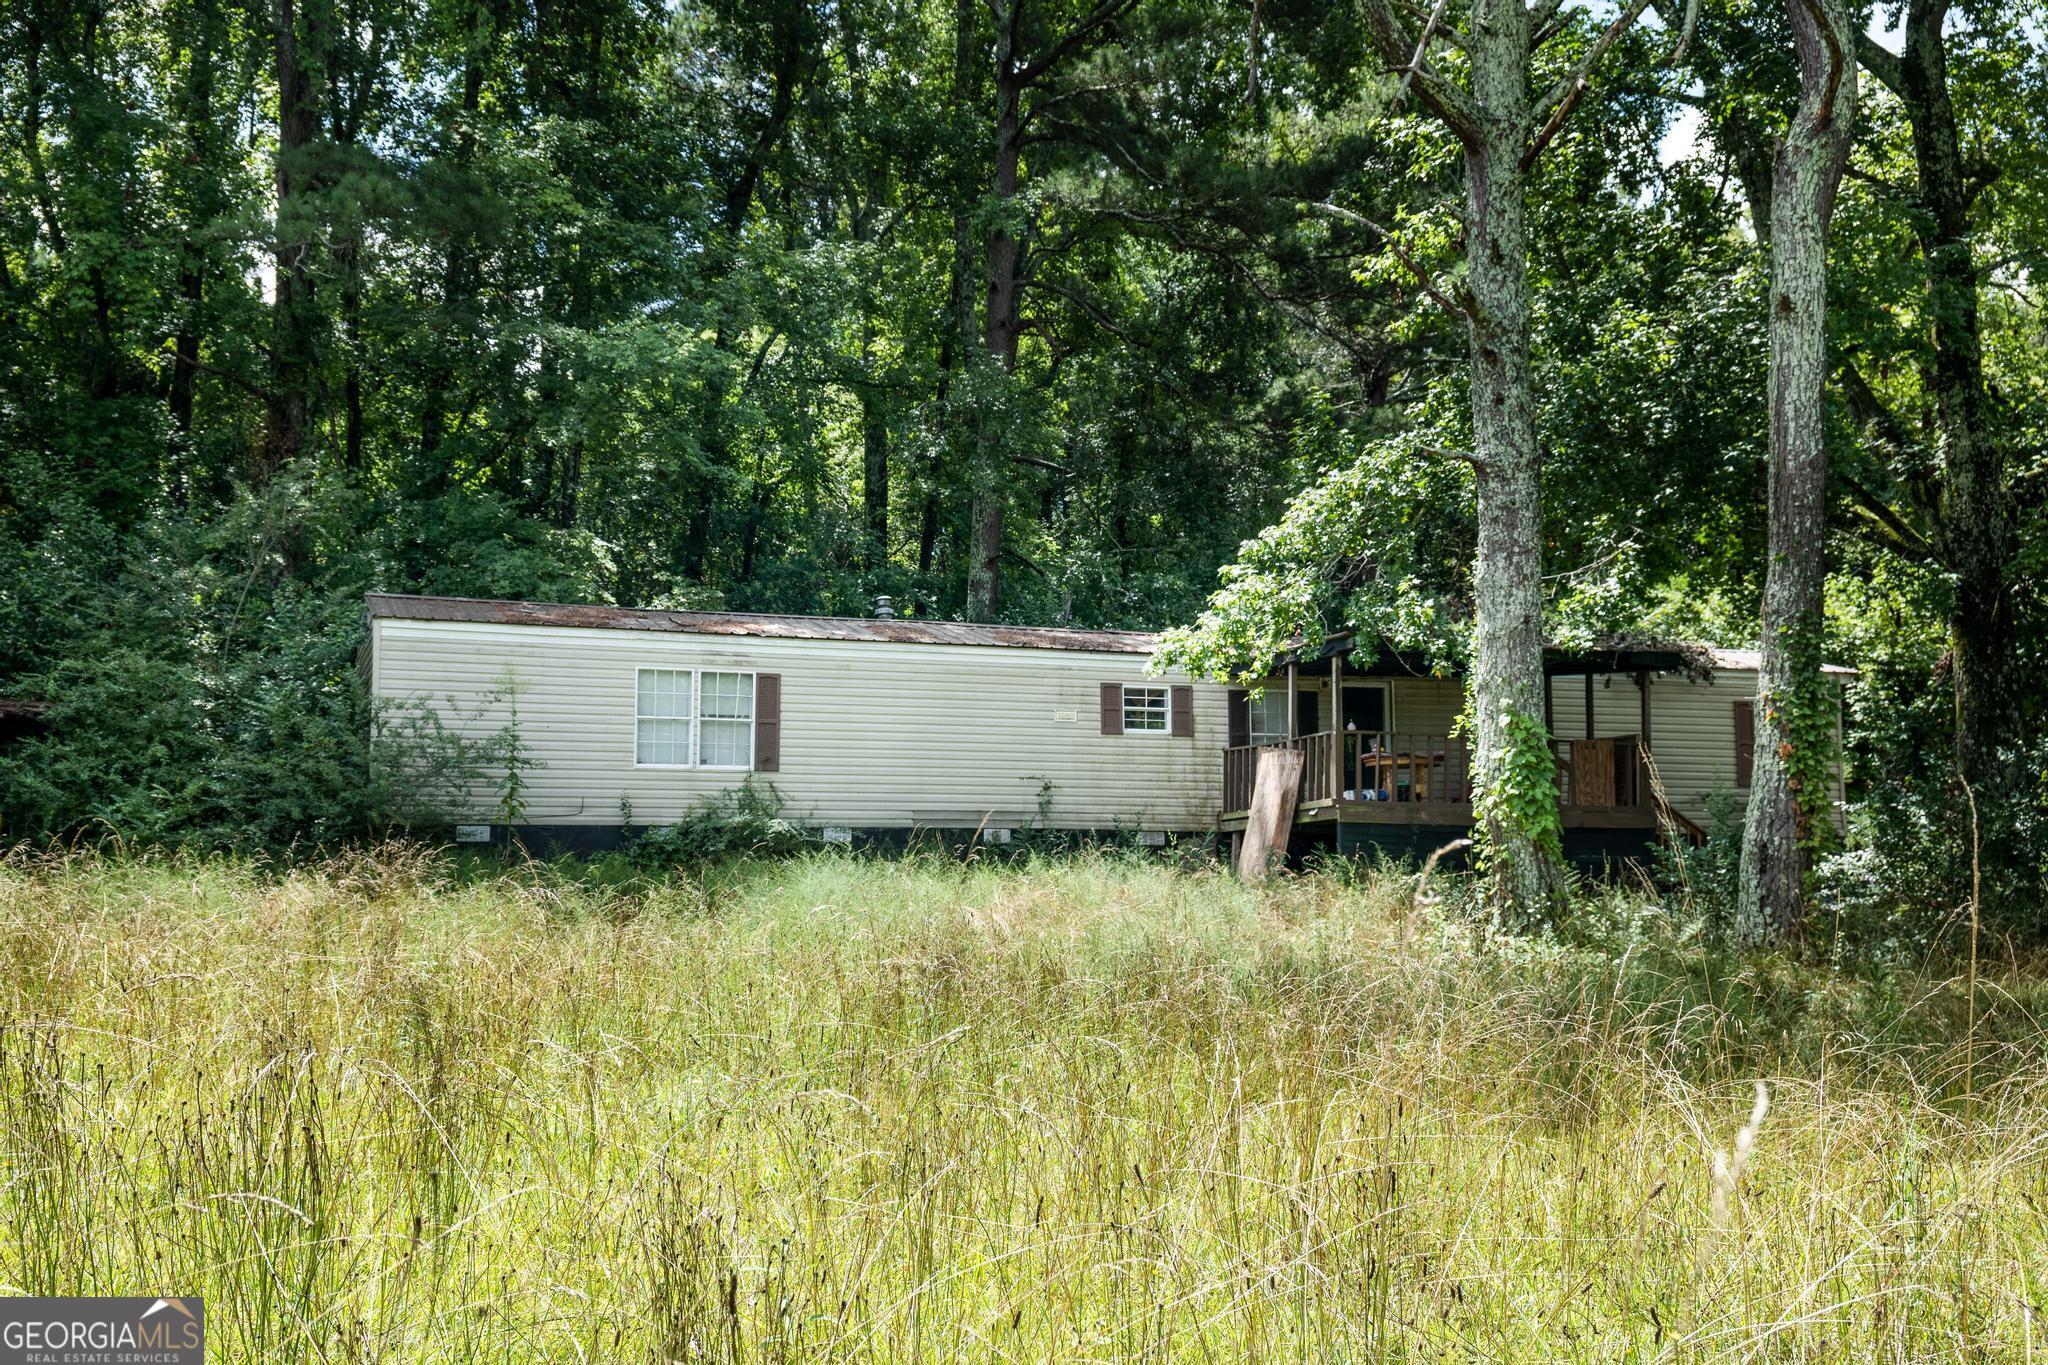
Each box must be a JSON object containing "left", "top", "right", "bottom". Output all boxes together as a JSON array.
[{"left": 1273, "top": 632, "right": 1834, "bottom": 681}]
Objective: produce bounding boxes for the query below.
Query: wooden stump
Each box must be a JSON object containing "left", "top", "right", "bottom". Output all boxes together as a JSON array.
[{"left": 1237, "top": 747, "right": 1304, "bottom": 880}]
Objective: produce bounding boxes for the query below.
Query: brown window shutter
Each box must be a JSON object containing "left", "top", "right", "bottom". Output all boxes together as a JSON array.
[
  {"left": 754, "top": 673, "right": 781, "bottom": 771},
  {"left": 1100, "top": 683, "right": 1124, "bottom": 735},
  {"left": 1170, "top": 684, "right": 1194, "bottom": 737},
  {"left": 1733, "top": 698, "right": 1753, "bottom": 788},
  {"left": 1227, "top": 689, "right": 1249, "bottom": 748}
]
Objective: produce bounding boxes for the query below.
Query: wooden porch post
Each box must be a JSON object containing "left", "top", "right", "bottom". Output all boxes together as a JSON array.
[
  {"left": 1286, "top": 661, "right": 1298, "bottom": 740},
  {"left": 1638, "top": 669, "right": 1653, "bottom": 811},
  {"left": 1329, "top": 650, "right": 1343, "bottom": 796}
]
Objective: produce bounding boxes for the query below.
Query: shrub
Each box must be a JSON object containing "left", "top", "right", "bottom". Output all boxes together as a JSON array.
[
  {"left": 1650, "top": 790, "right": 1745, "bottom": 940},
  {"left": 625, "top": 777, "right": 808, "bottom": 868}
]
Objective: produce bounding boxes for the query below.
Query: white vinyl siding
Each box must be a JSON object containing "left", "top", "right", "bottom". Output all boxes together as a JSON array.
[
  {"left": 1636, "top": 670, "right": 1846, "bottom": 829},
  {"left": 1122, "top": 686, "right": 1168, "bottom": 735},
  {"left": 1548, "top": 673, "right": 1646, "bottom": 743},
  {"left": 373, "top": 618, "right": 1224, "bottom": 830},
  {"left": 635, "top": 667, "right": 753, "bottom": 769},
  {"left": 1388, "top": 677, "right": 1457, "bottom": 735}
]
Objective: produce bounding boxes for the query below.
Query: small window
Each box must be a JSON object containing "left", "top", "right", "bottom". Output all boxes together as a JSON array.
[
  {"left": 1122, "top": 685, "right": 1169, "bottom": 735},
  {"left": 635, "top": 668, "right": 754, "bottom": 768},
  {"left": 1248, "top": 689, "right": 1290, "bottom": 746}
]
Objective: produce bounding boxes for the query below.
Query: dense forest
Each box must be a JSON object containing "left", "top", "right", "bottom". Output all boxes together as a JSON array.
[{"left": 0, "top": 0, "right": 2041, "bottom": 933}]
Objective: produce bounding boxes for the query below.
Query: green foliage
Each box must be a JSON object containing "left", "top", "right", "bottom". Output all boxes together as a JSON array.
[
  {"left": 0, "top": 0, "right": 2040, "bottom": 925},
  {"left": 1814, "top": 734, "right": 2048, "bottom": 955},
  {"left": 1765, "top": 616, "right": 1843, "bottom": 861},
  {"left": 0, "top": 482, "right": 575, "bottom": 851},
  {"left": 1469, "top": 703, "right": 1566, "bottom": 883},
  {"left": 624, "top": 777, "right": 808, "bottom": 868},
  {"left": 1154, "top": 406, "right": 1474, "bottom": 683},
  {"left": 0, "top": 494, "right": 375, "bottom": 848},
  {"left": 372, "top": 683, "right": 543, "bottom": 834},
  {"left": 1651, "top": 790, "right": 1749, "bottom": 941},
  {"left": 489, "top": 674, "right": 538, "bottom": 824}
]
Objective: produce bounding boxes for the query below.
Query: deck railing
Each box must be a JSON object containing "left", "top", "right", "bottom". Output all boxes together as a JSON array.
[
  {"left": 1223, "top": 732, "right": 1340, "bottom": 814},
  {"left": 1222, "top": 731, "right": 1650, "bottom": 817},
  {"left": 1553, "top": 734, "right": 1646, "bottom": 810},
  {"left": 1348, "top": 730, "right": 1473, "bottom": 805}
]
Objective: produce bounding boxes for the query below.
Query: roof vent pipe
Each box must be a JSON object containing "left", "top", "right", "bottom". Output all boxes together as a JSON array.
[{"left": 873, "top": 595, "right": 895, "bottom": 620}]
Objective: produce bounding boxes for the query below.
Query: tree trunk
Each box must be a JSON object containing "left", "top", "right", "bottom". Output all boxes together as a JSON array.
[
  {"left": 681, "top": 37, "right": 803, "bottom": 584},
  {"left": 1738, "top": 0, "right": 1857, "bottom": 947},
  {"left": 421, "top": 10, "right": 485, "bottom": 480},
  {"left": 167, "top": 0, "right": 219, "bottom": 441},
  {"left": 330, "top": 8, "right": 378, "bottom": 477},
  {"left": 1460, "top": 0, "right": 1563, "bottom": 922},
  {"left": 338, "top": 234, "right": 364, "bottom": 473},
  {"left": 837, "top": 5, "right": 890, "bottom": 571},
  {"left": 23, "top": 0, "right": 124, "bottom": 411},
  {"left": 1891, "top": 3, "right": 2019, "bottom": 801},
  {"left": 262, "top": 0, "right": 325, "bottom": 479},
  {"left": 861, "top": 364, "right": 889, "bottom": 562},
  {"left": 959, "top": 0, "right": 1134, "bottom": 618},
  {"left": 169, "top": 261, "right": 205, "bottom": 437},
  {"left": 967, "top": 10, "right": 1026, "bottom": 621},
  {"left": 1353, "top": 0, "right": 1671, "bottom": 920},
  {"left": 922, "top": 0, "right": 980, "bottom": 585}
]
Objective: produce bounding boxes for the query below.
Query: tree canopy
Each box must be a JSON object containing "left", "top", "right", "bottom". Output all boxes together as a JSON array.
[{"left": 0, "top": 0, "right": 2042, "bottom": 932}]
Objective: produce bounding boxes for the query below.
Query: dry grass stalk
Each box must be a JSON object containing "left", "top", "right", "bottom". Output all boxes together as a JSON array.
[{"left": 1710, "top": 1080, "right": 1771, "bottom": 1228}]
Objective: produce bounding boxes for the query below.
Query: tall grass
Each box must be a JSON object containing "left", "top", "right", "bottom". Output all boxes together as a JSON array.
[{"left": 2, "top": 846, "right": 2044, "bottom": 1360}]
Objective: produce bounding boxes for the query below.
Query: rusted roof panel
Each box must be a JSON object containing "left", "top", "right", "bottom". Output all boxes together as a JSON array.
[{"left": 364, "top": 593, "right": 1160, "bottom": 654}]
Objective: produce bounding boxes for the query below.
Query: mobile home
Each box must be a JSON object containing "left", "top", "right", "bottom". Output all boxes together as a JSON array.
[
  {"left": 365, "top": 593, "right": 1229, "bottom": 850},
  {"left": 364, "top": 594, "right": 1848, "bottom": 859}
]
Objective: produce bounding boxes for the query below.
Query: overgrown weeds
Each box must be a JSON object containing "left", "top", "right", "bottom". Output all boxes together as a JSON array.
[{"left": 0, "top": 845, "right": 2042, "bottom": 1359}]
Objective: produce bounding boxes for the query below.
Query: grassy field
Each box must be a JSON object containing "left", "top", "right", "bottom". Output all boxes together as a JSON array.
[{"left": 2, "top": 848, "right": 2044, "bottom": 1361}]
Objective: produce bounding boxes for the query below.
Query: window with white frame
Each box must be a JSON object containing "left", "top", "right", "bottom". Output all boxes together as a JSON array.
[
  {"left": 697, "top": 671, "right": 755, "bottom": 767},
  {"left": 636, "top": 670, "right": 693, "bottom": 765},
  {"left": 1248, "top": 689, "right": 1290, "bottom": 746},
  {"left": 635, "top": 668, "right": 754, "bottom": 767},
  {"left": 1122, "top": 685, "right": 1169, "bottom": 735}
]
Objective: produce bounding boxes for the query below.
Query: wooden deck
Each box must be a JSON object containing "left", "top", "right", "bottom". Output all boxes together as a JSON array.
[{"left": 1218, "top": 730, "right": 1670, "bottom": 834}]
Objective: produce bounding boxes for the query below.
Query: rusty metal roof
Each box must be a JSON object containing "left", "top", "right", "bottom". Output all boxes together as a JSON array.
[{"left": 364, "top": 594, "right": 1161, "bottom": 654}]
